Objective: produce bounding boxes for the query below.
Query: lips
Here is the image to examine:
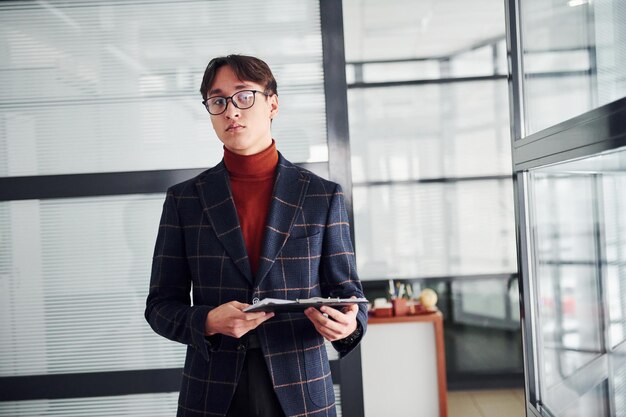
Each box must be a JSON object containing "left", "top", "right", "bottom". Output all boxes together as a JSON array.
[{"left": 226, "top": 123, "right": 244, "bottom": 131}]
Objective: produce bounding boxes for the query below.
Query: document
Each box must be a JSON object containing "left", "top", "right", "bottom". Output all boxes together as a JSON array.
[{"left": 243, "top": 297, "right": 369, "bottom": 313}]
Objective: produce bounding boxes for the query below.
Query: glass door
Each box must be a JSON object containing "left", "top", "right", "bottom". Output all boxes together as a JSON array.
[
  {"left": 505, "top": 0, "right": 626, "bottom": 416},
  {"left": 526, "top": 149, "right": 626, "bottom": 416}
]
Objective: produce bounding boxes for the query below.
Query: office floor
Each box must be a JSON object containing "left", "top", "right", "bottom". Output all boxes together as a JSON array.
[{"left": 448, "top": 389, "right": 525, "bottom": 417}]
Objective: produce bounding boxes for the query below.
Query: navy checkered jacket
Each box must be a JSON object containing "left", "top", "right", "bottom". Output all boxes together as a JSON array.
[{"left": 145, "top": 153, "right": 367, "bottom": 417}]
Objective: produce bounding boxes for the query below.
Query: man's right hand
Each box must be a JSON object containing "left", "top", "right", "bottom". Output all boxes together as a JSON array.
[{"left": 205, "top": 301, "right": 274, "bottom": 338}]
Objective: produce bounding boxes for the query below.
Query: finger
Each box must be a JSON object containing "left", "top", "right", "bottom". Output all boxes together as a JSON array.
[
  {"left": 306, "top": 308, "right": 348, "bottom": 336},
  {"left": 243, "top": 311, "right": 273, "bottom": 321},
  {"left": 321, "top": 305, "right": 355, "bottom": 324},
  {"left": 233, "top": 313, "right": 274, "bottom": 336},
  {"left": 250, "top": 313, "right": 274, "bottom": 328},
  {"left": 305, "top": 313, "right": 347, "bottom": 341},
  {"left": 304, "top": 307, "right": 320, "bottom": 321},
  {"left": 305, "top": 314, "right": 338, "bottom": 339},
  {"left": 341, "top": 303, "right": 359, "bottom": 315},
  {"left": 314, "top": 310, "right": 344, "bottom": 333},
  {"left": 320, "top": 306, "right": 345, "bottom": 323},
  {"left": 305, "top": 308, "right": 330, "bottom": 328},
  {"left": 306, "top": 307, "right": 332, "bottom": 324},
  {"left": 318, "top": 325, "right": 345, "bottom": 341},
  {"left": 229, "top": 300, "right": 248, "bottom": 309}
]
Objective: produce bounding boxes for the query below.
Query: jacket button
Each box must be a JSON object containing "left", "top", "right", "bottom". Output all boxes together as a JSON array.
[
  {"left": 252, "top": 297, "right": 260, "bottom": 304},
  {"left": 237, "top": 344, "right": 246, "bottom": 351}
]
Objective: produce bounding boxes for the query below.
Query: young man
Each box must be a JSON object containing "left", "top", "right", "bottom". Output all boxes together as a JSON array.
[{"left": 145, "top": 55, "right": 367, "bottom": 417}]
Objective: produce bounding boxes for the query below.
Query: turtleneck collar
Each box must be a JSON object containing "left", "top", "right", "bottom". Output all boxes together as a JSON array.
[{"left": 223, "top": 140, "right": 278, "bottom": 179}]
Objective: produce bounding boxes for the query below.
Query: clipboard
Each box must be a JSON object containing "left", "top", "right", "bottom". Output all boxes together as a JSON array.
[{"left": 243, "top": 297, "right": 369, "bottom": 313}]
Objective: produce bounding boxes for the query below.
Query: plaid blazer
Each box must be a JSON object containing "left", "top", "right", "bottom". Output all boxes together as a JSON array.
[{"left": 145, "top": 153, "right": 367, "bottom": 417}]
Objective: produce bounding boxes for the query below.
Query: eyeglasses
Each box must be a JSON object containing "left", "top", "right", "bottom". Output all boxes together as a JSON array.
[{"left": 202, "top": 89, "right": 270, "bottom": 115}]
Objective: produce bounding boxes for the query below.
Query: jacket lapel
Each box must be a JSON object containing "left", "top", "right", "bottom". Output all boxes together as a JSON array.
[
  {"left": 256, "top": 154, "right": 310, "bottom": 286},
  {"left": 195, "top": 162, "right": 253, "bottom": 284}
]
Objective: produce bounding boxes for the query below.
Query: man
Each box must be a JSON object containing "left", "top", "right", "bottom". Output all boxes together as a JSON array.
[{"left": 145, "top": 54, "right": 367, "bottom": 417}]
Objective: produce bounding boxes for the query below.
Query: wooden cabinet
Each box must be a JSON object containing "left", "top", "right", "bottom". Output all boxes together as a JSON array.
[{"left": 361, "top": 312, "right": 448, "bottom": 417}]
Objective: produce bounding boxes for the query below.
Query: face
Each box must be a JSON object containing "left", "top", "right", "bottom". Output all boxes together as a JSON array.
[{"left": 207, "top": 65, "right": 278, "bottom": 155}]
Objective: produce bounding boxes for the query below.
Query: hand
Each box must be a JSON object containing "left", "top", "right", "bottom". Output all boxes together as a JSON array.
[
  {"left": 304, "top": 301, "right": 358, "bottom": 342},
  {"left": 205, "top": 301, "right": 274, "bottom": 338}
]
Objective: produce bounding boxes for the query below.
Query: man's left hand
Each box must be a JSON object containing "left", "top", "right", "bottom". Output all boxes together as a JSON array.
[{"left": 304, "top": 301, "right": 358, "bottom": 342}]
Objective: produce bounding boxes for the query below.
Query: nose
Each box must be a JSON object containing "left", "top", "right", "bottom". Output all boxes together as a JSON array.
[{"left": 223, "top": 99, "right": 240, "bottom": 119}]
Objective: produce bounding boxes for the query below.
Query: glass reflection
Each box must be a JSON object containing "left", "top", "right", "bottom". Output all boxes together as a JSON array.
[
  {"left": 521, "top": 0, "right": 626, "bottom": 134},
  {"left": 560, "top": 381, "right": 608, "bottom": 417},
  {"left": 529, "top": 146, "right": 626, "bottom": 416}
]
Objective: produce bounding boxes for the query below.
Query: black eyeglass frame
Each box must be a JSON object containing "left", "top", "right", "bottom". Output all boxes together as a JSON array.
[{"left": 202, "top": 89, "right": 271, "bottom": 115}]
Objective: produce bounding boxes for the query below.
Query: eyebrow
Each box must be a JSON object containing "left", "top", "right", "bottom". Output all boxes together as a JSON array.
[{"left": 209, "top": 83, "right": 251, "bottom": 96}]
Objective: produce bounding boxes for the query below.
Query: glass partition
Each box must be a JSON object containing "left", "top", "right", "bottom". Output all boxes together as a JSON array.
[
  {"left": 0, "top": 0, "right": 327, "bottom": 177},
  {"left": 0, "top": 195, "right": 185, "bottom": 377},
  {"left": 344, "top": 0, "right": 515, "bottom": 283},
  {"left": 0, "top": 393, "right": 179, "bottom": 417},
  {"left": 348, "top": 80, "right": 516, "bottom": 280},
  {"left": 344, "top": 0, "right": 522, "bottom": 392},
  {"left": 520, "top": 0, "right": 626, "bottom": 135},
  {"left": 508, "top": 0, "right": 626, "bottom": 415},
  {"left": 526, "top": 146, "right": 626, "bottom": 416}
]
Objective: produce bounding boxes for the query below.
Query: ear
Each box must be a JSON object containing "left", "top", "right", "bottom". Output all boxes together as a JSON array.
[{"left": 269, "top": 94, "right": 279, "bottom": 119}]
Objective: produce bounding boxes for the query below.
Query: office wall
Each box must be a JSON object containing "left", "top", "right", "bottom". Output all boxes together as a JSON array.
[{"left": 0, "top": 1, "right": 332, "bottom": 415}]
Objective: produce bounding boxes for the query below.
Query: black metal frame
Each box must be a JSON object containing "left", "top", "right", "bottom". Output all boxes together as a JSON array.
[
  {"left": 513, "top": 96, "right": 626, "bottom": 171},
  {"left": 0, "top": 369, "right": 182, "bottom": 401},
  {"left": 353, "top": 174, "right": 512, "bottom": 188},
  {"left": 347, "top": 74, "right": 507, "bottom": 89},
  {"left": 0, "top": 163, "right": 328, "bottom": 202},
  {"left": 319, "top": 1, "right": 364, "bottom": 416},
  {"left": 0, "top": 0, "right": 364, "bottom": 415}
]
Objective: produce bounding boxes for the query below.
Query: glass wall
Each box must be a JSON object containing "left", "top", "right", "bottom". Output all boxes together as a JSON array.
[
  {"left": 0, "top": 394, "right": 179, "bottom": 417},
  {"left": 344, "top": 0, "right": 516, "bottom": 281},
  {"left": 0, "top": 0, "right": 327, "bottom": 177},
  {"left": 343, "top": 0, "right": 522, "bottom": 389},
  {"left": 520, "top": 0, "right": 626, "bottom": 135},
  {"left": 0, "top": 0, "right": 332, "bottom": 415},
  {"left": 508, "top": 0, "right": 626, "bottom": 416},
  {"left": 0, "top": 195, "right": 183, "bottom": 377},
  {"left": 527, "top": 147, "right": 626, "bottom": 416}
]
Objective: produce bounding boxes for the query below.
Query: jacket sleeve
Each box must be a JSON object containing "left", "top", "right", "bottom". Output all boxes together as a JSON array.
[
  {"left": 319, "top": 183, "right": 368, "bottom": 356},
  {"left": 144, "top": 189, "right": 218, "bottom": 362}
]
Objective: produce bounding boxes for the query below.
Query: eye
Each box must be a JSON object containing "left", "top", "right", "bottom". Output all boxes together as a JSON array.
[
  {"left": 209, "top": 97, "right": 227, "bottom": 107},
  {"left": 235, "top": 91, "right": 254, "bottom": 104}
]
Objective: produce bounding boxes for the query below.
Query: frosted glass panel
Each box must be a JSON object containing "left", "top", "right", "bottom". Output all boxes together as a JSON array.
[
  {"left": 528, "top": 146, "right": 626, "bottom": 416},
  {"left": 353, "top": 180, "right": 516, "bottom": 280},
  {"left": 521, "top": 0, "right": 626, "bottom": 134},
  {"left": 614, "top": 345, "right": 626, "bottom": 417},
  {"left": 0, "top": 195, "right": 185, "bottom": 376},
  {"left": 532, "top": 175, "right": 603, "bottom": 410},
  {"left": 605, "top": 172, "right": 626, "bottom": 348},
  {"left": 0, "top": 393, "right": 178, "bottom": 417},
  {"left": 344, "top": 1, "right": 515, "bottom": 284},
  {"left": 343, "top": 0, "right": 505, "bottom": 62},
  {"left": 450, "top": 42, "right": 507, "bottom": 77},
  {"left": 0, "top": 0, "right": 326, "bottom": 176},
  {"left": 348, "top": 81, "right": 511, "bottom": 183}
]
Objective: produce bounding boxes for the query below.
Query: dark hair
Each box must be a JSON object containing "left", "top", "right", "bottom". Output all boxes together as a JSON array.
[{"left": 199, "top": 54, "right": 278, "bottom": 100}]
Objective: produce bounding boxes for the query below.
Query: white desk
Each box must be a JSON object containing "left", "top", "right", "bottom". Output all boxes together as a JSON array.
[{"left": 361, "top": 312, "right": 448, "bottom": 417}]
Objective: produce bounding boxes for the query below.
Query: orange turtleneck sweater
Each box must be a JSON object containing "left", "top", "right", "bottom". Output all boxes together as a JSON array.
[{"left": 223, "top": 141, "right": 278, "bottom": 276}]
